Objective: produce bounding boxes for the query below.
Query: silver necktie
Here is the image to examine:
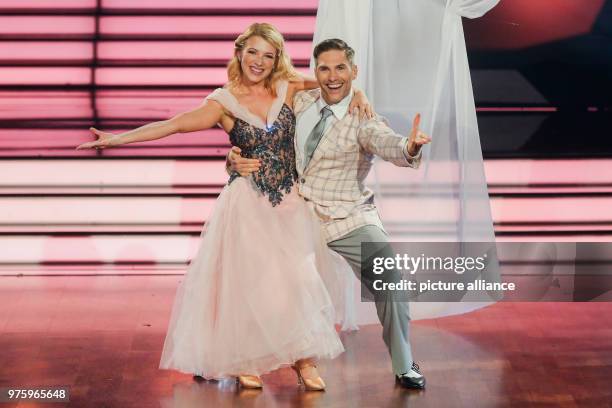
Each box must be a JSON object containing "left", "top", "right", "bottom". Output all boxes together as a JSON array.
[{"left": 303, "top": 106, "right": 333, "bottom": 168}]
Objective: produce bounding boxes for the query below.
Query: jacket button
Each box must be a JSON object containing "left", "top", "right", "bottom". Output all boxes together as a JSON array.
[{"left": 300, "top": 178, "right": 306, "bottom": 183}]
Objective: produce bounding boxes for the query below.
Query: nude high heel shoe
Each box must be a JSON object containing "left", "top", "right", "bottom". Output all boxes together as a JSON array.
[
  {"left": 291, "top": 362, "right": 326, "bottom": 391},
  {"left": 236, "top": 374, "right": 263, "bottom": 389}
]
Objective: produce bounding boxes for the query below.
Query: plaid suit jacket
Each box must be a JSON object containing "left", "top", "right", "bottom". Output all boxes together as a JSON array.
[{"left": 293, "top": 88, "right": 422, "bottom": 243}]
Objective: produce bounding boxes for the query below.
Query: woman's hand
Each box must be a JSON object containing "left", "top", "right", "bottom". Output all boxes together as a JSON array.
[
  {"left": 349, "top": 89, "right": 374, "bottom": 120},
  {"left": 76, "top": 128, "right": 120, "bottom": 150}
]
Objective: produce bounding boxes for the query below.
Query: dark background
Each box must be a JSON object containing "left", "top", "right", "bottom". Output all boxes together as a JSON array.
[{"left": 464, "top": 0, "right": 612, "bottom": 158}]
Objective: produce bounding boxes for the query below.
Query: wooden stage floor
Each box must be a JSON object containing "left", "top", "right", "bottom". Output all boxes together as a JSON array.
[{"left": 0, "top": 275, "right": 611, "bottom": 408}]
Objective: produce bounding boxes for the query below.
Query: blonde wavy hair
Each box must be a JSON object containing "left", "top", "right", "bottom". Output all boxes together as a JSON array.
[{"left": 227, "top": 23, "right": 298, "bottom": 95}]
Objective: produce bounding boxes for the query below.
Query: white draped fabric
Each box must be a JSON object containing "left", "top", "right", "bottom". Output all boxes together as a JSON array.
[{"left": 313, "top": 0, "right": 500, "bottom": 326}]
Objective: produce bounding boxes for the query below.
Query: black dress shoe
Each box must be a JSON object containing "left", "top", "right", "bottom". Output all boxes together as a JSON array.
[{"left": 395, "top": 362, "right": 426, "bottom": 389}]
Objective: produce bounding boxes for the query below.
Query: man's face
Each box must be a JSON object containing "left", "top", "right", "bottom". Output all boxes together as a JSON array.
[{"left": 315, "top": 49, "right": 358, "bottom": 105}]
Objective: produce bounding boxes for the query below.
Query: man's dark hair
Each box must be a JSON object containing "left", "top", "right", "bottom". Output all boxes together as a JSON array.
[{"left": 313, "top": 38, "right": 355, "bottom": 66}]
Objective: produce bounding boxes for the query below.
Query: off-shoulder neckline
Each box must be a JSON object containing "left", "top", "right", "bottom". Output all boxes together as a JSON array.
[{"left": 219, "top": 81, "right": 289, "bottom": 131}]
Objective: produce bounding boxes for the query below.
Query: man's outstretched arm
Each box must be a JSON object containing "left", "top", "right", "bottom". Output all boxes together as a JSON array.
[{"left": 358, "top": 113, "right": 431, "bottom": 168}]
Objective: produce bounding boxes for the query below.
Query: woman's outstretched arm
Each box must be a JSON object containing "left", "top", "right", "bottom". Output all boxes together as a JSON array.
[{"left": 76, "top": 99, "right": 225, "bottom": 150}]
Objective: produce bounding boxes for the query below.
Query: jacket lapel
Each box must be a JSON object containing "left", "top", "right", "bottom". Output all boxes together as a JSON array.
[{"left": 303, "top": 113, "right": 352, "bottom": 176}]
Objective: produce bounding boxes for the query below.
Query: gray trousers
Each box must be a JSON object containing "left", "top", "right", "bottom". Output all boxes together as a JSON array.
[{"left": 327, "top": 225, "right": 413, "bottom": 375}]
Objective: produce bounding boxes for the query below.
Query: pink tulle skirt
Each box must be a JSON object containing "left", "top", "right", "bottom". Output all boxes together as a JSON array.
[{"left": 159, "top": 177, "right": 344, "bottom": 378}]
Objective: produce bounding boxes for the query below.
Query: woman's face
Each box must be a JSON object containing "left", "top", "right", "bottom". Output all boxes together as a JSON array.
[{"left": 238, "top": 35, "right": 277, "bottom": 85}]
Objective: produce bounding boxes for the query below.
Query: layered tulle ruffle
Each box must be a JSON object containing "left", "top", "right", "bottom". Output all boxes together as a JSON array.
[{"left": 159, "top": 177, "right": 345, "bottom": 378}]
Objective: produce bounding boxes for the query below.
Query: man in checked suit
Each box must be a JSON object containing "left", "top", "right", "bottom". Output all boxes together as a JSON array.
[{"left": 229, "top": 38, "right": 432, "bottom": 389}]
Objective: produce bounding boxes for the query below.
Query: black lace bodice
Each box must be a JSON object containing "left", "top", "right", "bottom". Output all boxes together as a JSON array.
[{"left": 228, "top": 103, "right": 298, "bottom": 206}]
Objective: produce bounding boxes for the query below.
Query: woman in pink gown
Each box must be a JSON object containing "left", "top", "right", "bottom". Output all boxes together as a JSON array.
[{"left": 76, "top": 23, "right": 370, "bottom": 390}]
